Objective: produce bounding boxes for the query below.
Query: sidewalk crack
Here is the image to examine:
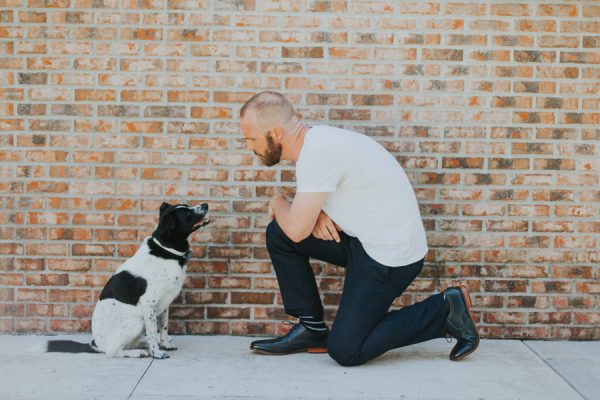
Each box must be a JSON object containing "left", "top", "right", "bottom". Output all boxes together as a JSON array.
[
  {"left": 128, "top": 358, "right": 154, "bottom": 400},
  {"left": 521, "top": 341, "right": 587, "bottom": 400}
]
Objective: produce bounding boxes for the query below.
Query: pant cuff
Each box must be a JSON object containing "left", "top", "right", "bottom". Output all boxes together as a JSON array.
[{"left": 284, "top": 308, "right": 324, "bottom": 320}]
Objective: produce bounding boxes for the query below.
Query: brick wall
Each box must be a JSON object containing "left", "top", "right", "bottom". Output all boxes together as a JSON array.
[{"left": 1, "top": 1, "right": 599, "bottom": 339}]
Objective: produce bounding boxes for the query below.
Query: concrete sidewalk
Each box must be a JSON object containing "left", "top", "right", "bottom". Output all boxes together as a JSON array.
[{"left": 0, "top": 335, "right": 598, "bottom": 400}]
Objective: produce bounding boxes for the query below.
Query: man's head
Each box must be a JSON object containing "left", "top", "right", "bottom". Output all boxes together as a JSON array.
[{"left": 239, "top": 91, "right": 298, "bottom": 166}]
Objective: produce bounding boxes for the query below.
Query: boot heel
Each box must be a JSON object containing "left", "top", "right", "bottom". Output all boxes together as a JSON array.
[
  {"left": 308, "top": 347, "right": 328, "bottom": 354},
  {"left": 460, "top": 285, "right": 472, "bottom": 310}
]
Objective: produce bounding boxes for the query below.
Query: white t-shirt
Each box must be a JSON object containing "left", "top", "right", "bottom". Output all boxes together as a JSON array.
[{"left": 296, "top": 125, "right": 428, "bottom": 267}]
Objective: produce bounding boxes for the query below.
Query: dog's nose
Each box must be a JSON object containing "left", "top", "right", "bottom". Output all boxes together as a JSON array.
[{"left": 194, "top": 204, "right": 208, "bottom": 214}]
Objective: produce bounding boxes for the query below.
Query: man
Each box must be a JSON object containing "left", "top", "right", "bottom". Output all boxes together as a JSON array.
[{"left": 239, "top": 91, "right": 479, "bottom": 366}]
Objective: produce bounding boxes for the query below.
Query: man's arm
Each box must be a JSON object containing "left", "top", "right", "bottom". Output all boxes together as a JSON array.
[
  {"left": 269, "top": 192, "right": 327, "bottom": 243},
  {"left": 312, "top": 210, "right": 342, "bottom": 242}
]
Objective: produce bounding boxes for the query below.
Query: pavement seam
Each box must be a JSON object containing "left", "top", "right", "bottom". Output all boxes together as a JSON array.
[
  {"left": 128, "top": 358, "right": 154, "bottom": 400},
  {"left": 521, "top": 340, "right": 588, "bottom": 400}
]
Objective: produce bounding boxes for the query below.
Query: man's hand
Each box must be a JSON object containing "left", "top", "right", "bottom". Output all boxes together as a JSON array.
[
  {"left": 268, "top": 193, "right": 286, "bottom": 220},
  {"left": 312, "top": 211, "right": 342, "bottom": 243},
  {"left": 267, "top": 191, "right": 327, "bottom": 243}
]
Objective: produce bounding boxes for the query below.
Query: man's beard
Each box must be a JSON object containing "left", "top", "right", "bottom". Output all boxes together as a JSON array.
[{"left": 257, "top": 134, "right": 282, "bottom": 167}]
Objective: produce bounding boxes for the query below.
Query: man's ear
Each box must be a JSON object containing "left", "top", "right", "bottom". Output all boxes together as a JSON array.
[{"left": 271, "top": 126, "right": 284, "bottom": 142}]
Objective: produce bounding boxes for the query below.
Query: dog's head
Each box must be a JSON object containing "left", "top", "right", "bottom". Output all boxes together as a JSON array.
[{"left": 155, "top": 202, "right": 210, "bottom": 244}]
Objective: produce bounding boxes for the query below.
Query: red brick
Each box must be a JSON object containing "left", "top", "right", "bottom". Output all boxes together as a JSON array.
[
  {"left": 423, "top": 49, "right": 463, "bottom": 61},
  {"left": 207, "top": 307, "right": 250, "bottom": 319},
  {"left": 26, "top": 273, "right": 69, "bottom": 286},
  {"left": 538, "top": 4, "right": 577, "bottom": 17},
  {"left": 49, "top": 289, "right": 91, "bottom": 303},
  {"left": 231, "top": 292, "right": 274, "bottom": 304},
  {"left": 15, "top": 319, "right": 45, "bottom": 333},
  {"left": 330, "top": 47, "right": 373, "bottom": 60},
  {"left": 283, "top": 47, "right": 323, "bottom": 59},
  {"left": 186, "top": 322, "right": 229, "bottom": 335},
  {"left": 50, "top": 319, "right": 90, "bottom": 332},
  {"left": 72, "top": 244, "right": 115, "bottom": 256},
  {"left": 231, "top": 321, "right": 275, "bottom": 336},
  {"left": 1, "top": 4, "right": 599, "bottom": 339},
  {"left": 167, "top": 90, "right": 208, "bottom": 102},
  {"left": 397, "top": 2, "right": 439, "bottom": 14},
  {"left": 16, "top": 288, "right": 46, "bottom": 302},
  {"left": 26, "top": 304, "right": 68, "bottom": 317}
]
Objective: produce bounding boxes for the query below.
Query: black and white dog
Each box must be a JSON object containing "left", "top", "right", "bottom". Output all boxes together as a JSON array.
[{"left": 39, "top": 202, "right": 210, "bottom": 359}]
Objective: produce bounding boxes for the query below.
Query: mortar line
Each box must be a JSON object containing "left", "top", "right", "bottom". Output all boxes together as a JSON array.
[
  {"left": 521, "top": 340, "right": 587, "bottom": 400},
  {"left": 128, "top": 358, "right": 154, "bottom": 400}
]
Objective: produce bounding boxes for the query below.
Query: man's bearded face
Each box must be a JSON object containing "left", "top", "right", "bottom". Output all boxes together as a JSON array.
[{"left": 257, "top": 132, "right": 282, "bottom": 167}]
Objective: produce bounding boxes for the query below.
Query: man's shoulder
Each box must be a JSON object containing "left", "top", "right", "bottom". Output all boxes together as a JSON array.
[
  {"left": 306, "top": 125, "right": 360, "bottom": 144},
  {"left": 308, "top": 124, "right": 353, "bottom": 135},
  {"left": 306, "top": 125, "right": 333, "bottom": 139},
  {"left": 297, "top": 126, "right": 351, "bottom": 168},
  {"left": 303, "top": 126, "right": 346, "bottom": 154}
]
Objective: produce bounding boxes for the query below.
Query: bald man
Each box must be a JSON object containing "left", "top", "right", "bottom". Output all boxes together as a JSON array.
[{"left": 239, "top": 91, "right": 479, "bottom": 366}]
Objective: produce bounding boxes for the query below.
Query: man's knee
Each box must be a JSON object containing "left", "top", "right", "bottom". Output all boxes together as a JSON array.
[
  {"left": 265, "top": 219, "right": 286, "bottom": 251},
  {"left": 327, "top": 342, "right": 363, "bottom": 367}
]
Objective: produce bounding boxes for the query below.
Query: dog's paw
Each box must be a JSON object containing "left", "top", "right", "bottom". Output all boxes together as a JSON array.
[
  {"left": 137, "top": 350, "right": 151, "bottom": 358},
  {"left": 160, "top": 343, "right": 177, "bottom": 351},
  {"left": 151, "top": 350, "right": 170, "bottom": 360}
]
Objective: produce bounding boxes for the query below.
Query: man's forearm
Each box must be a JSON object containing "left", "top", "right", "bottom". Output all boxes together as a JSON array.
[{"left": 270, "top": 195, "right": 310, "bottom": 243}]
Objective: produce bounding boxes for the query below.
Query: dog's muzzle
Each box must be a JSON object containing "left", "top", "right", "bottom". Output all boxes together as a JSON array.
[{"left": 192, "top": 204, "right": 210, "bottom": 229}]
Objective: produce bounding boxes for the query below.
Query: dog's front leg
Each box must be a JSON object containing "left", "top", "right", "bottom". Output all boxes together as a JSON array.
[
  {"left": 158, "top": 308, "right": 177, "bottom": 351},
  {"left": 140, "top": 302, "right": 169, "bottom": 359}
]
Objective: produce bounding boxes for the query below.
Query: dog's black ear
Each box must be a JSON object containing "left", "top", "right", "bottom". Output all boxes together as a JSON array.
[
  {"left": 158, "top": 204, "right": 176, "bottom": 235},
  {"left": 160, "top": 202, "right": 171, "bottom": 215},
  {"left": 162, "top": 215, "right": 176, "bottom": 234}
]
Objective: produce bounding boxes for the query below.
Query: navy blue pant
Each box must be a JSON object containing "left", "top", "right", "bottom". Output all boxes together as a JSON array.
[{"left": 266, "top": 220, "right": 448, "bottom": 366}]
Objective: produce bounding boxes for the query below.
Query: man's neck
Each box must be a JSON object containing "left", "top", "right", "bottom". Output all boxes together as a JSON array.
[{"left": 284, "top": 123, "right": 309, "bottom": 162}]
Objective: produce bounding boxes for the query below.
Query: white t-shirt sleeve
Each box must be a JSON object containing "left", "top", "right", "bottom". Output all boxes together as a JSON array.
[{"left": 296, "top": 140, "right": 348, "bottom": 193}]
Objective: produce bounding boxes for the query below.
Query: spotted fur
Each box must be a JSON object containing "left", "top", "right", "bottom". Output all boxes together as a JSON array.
[{"left": 42, "top": 202, "right": 210, "bottom": 359}]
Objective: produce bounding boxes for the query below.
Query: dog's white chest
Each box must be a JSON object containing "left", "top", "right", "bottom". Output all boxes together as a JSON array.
[
  {"left": 162, "top": 267, "right": 186, "bottom": 300},
  {"left": 147, "top": 263, "right": 186, "bottom": 313}
]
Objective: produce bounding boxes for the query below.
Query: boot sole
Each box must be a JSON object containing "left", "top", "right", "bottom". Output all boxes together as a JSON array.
[
  {"left": 251, "top": 347, "right": 328, "bottom": 356},
  {"left": 450, "top": 285, "right": 480, "bottom": 361}
]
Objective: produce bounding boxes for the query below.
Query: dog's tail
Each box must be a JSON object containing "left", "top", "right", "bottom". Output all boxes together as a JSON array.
[{"left": 31, "top": 340, "right": 100, "bottom": 354}]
